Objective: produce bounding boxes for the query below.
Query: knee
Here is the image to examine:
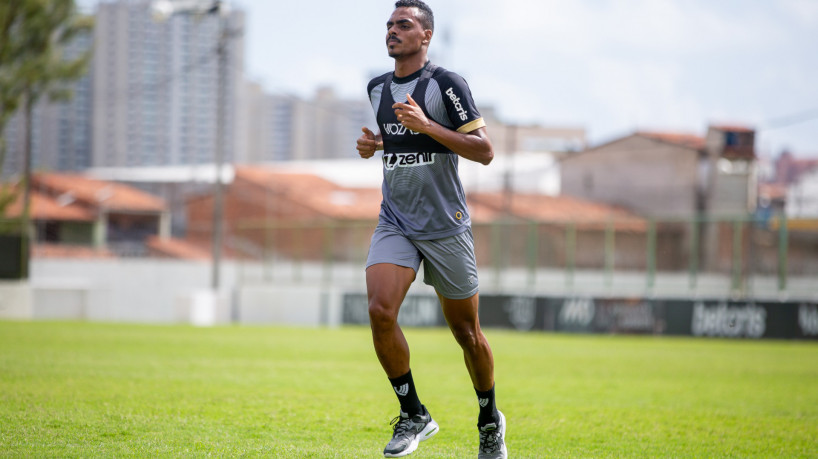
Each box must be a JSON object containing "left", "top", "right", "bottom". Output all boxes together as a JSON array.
[
  {"left": 449, "top": 322, "right": 482, "bottom": 350},
  {"left": 368, "top": 298, "right": 398, "bottom": 331}
]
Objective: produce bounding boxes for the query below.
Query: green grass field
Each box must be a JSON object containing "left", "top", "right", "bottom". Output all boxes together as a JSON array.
[{"left": 1, "top": 321, "right": 816, "bottom": 458}]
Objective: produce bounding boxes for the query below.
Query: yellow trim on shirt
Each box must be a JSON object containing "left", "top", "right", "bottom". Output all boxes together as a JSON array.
[{"left": 456, "top": 118, "right": 486, "bottom": 134}]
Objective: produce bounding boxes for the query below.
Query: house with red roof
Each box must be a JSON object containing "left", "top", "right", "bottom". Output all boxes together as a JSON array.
[
  {"left": 161, "top": 166, "right": 383, "bottom": 261},
  {"left": 561, "top": 125, "right": 756, "bottom": 218},
  {"left": 560, "top": 125, "right": 758, "bottom": 271},
  {"left": 1, "top": 172, "right": 170, "bottom": 257},
  {"left": 165, "top": 165, "right": 655, "bottom": 270}
]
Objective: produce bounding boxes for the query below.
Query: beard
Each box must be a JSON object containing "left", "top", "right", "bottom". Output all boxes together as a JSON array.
[
  {"left": 387, "top": 38, "right": 402, "bottom": 58},
  {"left": 387, "top": 42, "right": 420, "bottom": 59}
]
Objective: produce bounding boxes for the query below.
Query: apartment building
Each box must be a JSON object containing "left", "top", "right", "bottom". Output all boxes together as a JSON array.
[{"left": 92, "top": 0, "right": 245, "bottom": 167}]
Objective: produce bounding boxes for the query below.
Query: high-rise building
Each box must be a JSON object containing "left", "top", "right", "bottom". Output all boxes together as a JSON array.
[
  {"left": 242, "top": 86, "right": 375, "bottom": 163},
  {"left": 92, "top": 0, "right": 244, "bottom": 167},
  {"left": 1, "top": 26, "right": 93, "bottom": 178}
]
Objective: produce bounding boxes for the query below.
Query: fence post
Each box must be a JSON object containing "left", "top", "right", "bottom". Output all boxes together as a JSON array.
[
  {"left": 605, "top": 217, "right": 615, "bottom": 291},
  {"left": 527, "top": 221, "right": 538, "bottom": 289},
  {"left": 492, "top": 220, "right": 503, "bottom": 290},
  {"left": 322, "top": 221, "right": 336, "bottom": 286},
  {"left": 689, "top": 217, "right": 699, "bottom": 290},
  {"left": 646, "top": 219, "right": 656, "bottom": 292},
  {"left": 294, "top": 222, "right": 303, "bottom": 283},
  {"left": 778, "top": 213, "right": 788, "bottom": 294},
  {"left": 731, "top": 219, "right": 743, "bottom": 294},
  {"left": 565, "top": 221, "right": 576, "bottom": 291},
  {"left": 264, "top": 221, "right": 273, "bottom": 282}
]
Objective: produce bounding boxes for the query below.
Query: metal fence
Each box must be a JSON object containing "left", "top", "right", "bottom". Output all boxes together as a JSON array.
[
  {"left": 6, "top": 214, "right": 815, "bottom": 300},
  {"left": 232, "top": 214, "right": 816, "bottom": 300}
]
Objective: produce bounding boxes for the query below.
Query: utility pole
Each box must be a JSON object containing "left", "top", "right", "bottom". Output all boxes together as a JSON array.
[
  {"left": 211, "top": 15, "right": 227, "bottom": 291},
  {"left": 20, "top": 91, "right": 33, "bottom": 279},
  {"left": 151, "top": 0, "right": 230, "bottom": 292}
]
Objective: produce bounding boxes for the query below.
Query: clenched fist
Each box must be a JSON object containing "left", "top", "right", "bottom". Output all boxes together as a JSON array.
[{"left": 357, "top": 126, "right": 382, "bottom": 159}]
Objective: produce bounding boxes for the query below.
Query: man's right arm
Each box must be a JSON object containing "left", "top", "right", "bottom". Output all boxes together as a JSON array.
[
  {"left": 357, "top": 126, "right": 383, "bottom": 159},
  {"left": 359, "top": 76, "right": 388, "bottom": 159}
]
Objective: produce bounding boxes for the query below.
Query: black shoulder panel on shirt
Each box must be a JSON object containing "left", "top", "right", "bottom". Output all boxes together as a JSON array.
[
  {"left": 431, "top": 67, "right": 467, "bottom": 93},
  {"left": 430, "top": 67, "right": 483, "bottom": 130},
  {"left": 367, "top": 71, "right": 390, "bottom": 95}
]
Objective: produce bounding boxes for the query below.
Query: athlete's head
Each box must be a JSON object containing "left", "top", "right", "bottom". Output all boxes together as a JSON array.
[
  {"left": 394, "top": 0, "right": 434, "bottom": 32},
  {"left": 387, "top": 0, "right": 434, "bottom": 59}
]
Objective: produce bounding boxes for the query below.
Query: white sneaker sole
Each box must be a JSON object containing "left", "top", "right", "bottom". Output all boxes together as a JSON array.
[{"left": 383, "top": 419, "right": 439, "bottom": 458}]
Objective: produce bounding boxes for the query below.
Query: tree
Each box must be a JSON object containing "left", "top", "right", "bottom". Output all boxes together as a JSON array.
[
  {"left": 1, "top": 0, "right": 92, "bottom": 175},
  {"left": 0, "top": 0, "right": 93, "bottom": 277}
]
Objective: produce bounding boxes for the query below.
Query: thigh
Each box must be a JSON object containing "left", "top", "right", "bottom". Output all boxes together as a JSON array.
[
  {"left": 366, "top": 223, "right": 421, "bottom": 312},
  {"left": 366, "top": 223, "right": 423, "bottom": 272},
  {"left": 414, "top": 228, "right": 479, "bottom": 300},
  {"left": 366, "top": 263, "right": 417, "bottom": 313}
]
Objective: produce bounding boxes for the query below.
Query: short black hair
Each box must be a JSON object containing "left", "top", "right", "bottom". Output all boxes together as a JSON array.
[{"left": 394, "top": 0, "right": 434, "bottom": 32}]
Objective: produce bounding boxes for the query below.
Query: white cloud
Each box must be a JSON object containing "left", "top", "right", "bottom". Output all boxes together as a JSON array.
[
  {"left": 780, "top": 0, "right": 818, "bottom": 25},
  {"left": 453, "top": 0, "right": 786, "bottom": 62}
]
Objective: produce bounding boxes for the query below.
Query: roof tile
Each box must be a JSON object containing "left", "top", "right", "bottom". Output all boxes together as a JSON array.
[
  {"left": 636, "top": 131, "right": 706, "bottom": 150},
  {"left": 2, "top": 186, "right": 95, "bottom": 221},
  {"left": 31, "top": 173, "right": 166, "bottom": 213},
  {"left": 468, "top": 192, "right": 647, "bottom": 231},
  {"left": 235, "top": 166, "right": 382, "bottom": 219}
]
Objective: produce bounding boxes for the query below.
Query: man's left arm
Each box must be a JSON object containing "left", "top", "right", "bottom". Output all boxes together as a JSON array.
[{"left": 393, "top": 93, "right": 494, "bottom": 166}]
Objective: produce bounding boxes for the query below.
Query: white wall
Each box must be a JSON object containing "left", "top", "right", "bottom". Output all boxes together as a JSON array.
[
  {"left": 1, "top": 258, "right": 814, "bottom": 324},
  {"left": 12, "top": 259, "right": 353, "bottom": 325},
  {"left": 30, "top": 259, "right": 226, "bottom": 323},
  {"left": 787, "top": 168, "right": 818, "bottom": 218},
  {"left": 0, "top": 281, "right": 32, "bottom": 319}
]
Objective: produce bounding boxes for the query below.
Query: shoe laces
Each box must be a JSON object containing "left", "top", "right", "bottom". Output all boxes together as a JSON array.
[
  {"left": 479, "top": 425, "right": 500, "bottom": 453},
  {"left": 390, "top": 415, "right": 413, "bottom": 437}
]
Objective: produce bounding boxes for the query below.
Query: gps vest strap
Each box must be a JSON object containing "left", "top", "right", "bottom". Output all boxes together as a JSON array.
[
  {"left": 378, "top": 63, "right": 450, "bottom": 154},
  {"left": 383, "top": 63, "right": 437, "bottom": 97}
]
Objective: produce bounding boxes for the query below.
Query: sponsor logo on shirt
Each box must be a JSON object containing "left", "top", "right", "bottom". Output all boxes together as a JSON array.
[
  {"left": 382, "top": 123, "right": 420, "bottom": 136},
  {"left": 383, "top": 152, "right": 436, "bottom": 170},
  {"left": 445, "top": 87, "right": 468, "bottom": 121}
]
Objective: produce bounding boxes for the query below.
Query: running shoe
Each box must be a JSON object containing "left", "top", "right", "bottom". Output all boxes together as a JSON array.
[
  {"left": 478, "top": 410, "right": 507, "bottom": 459},
  {"left": 383, "top": 405, "right": 439, "bottom": 457}
]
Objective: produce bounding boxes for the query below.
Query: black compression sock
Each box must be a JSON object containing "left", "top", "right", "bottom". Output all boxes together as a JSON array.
[
  {"left": 389, "top": 370, "right": 423, "bottom": 417},
  {"left": 476, "top": 384, "right": 499, "bottom": 427}
]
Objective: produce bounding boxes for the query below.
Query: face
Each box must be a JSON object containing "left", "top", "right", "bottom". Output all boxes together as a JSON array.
[{"left": 385, "top": 7, "right": 431, "bottom": 59}]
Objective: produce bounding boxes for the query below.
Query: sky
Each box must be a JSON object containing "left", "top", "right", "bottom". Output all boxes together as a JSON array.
[{"left": 82, "top": 0, "right": 818, "bottom": 158}]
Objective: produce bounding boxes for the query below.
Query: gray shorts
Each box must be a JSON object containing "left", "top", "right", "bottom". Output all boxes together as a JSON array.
[{"left": 366, "top": 222, "right": 479, "bottom": 300}]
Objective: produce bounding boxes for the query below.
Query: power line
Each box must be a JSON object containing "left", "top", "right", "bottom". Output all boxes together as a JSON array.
[{"left": 761, "top": 108, "right": 818, "bottom": 131}]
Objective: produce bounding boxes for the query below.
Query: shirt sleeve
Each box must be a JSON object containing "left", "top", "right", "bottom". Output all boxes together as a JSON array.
[{"left": 436, "top": 71, "right": 486, "bottom": 134}]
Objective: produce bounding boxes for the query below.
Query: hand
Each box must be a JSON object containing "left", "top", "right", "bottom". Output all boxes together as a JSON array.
[
  {"left": 357, "top": 127, "right": 380, "bottom": 159},
  {"left": 392, "top": 93, "right": 432, "bottom": 134}
]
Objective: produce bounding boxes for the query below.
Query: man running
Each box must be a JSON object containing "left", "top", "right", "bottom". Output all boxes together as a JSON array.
[{"left": 356, "top": 1, "right": 506, "bottom": 457}]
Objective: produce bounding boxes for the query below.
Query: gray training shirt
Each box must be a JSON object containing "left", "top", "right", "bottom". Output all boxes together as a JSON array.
[{"left": 367, "top": 62, "right": 486, "bottom": 240}]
